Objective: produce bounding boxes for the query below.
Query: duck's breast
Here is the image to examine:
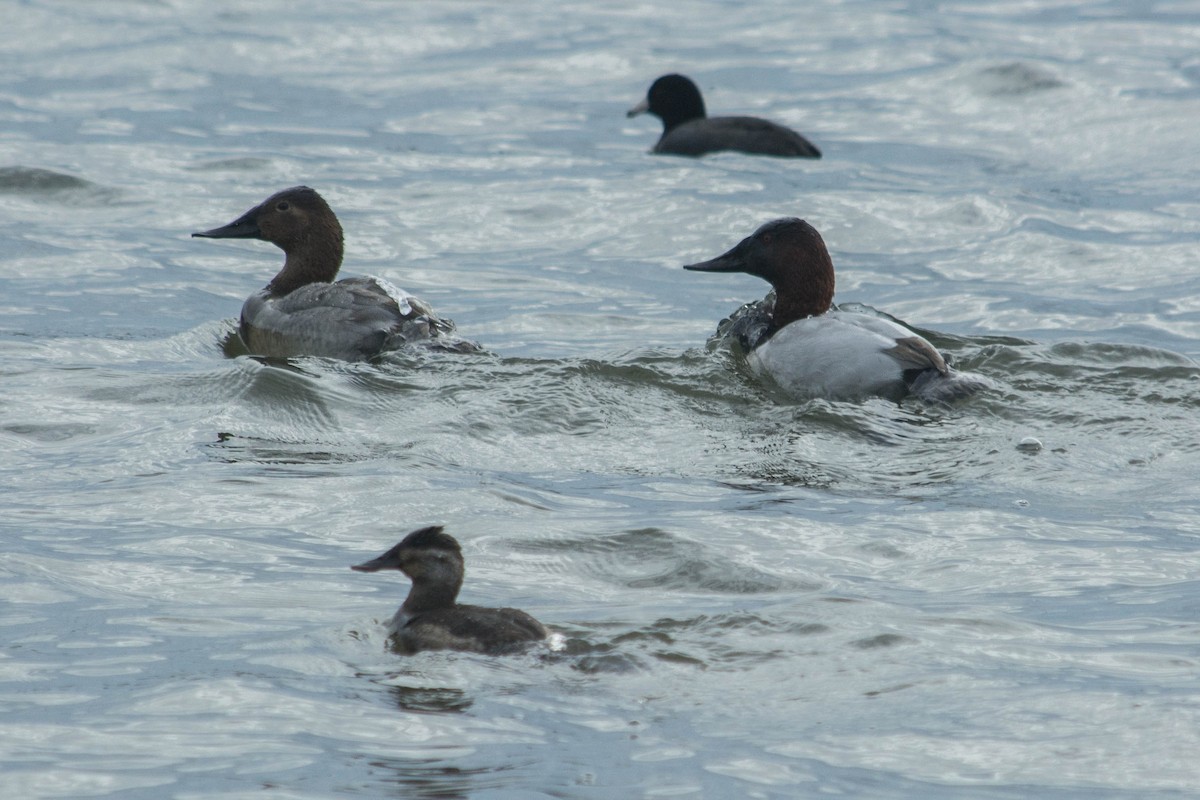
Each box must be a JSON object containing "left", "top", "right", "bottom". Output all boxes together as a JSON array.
[{"left": 748, "top": 312, "right": 926, "bottom": 400}]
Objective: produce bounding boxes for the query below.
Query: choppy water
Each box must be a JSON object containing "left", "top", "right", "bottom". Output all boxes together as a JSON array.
[{"left": 3, "top": 1, "right": 1200, "bottom": 797}]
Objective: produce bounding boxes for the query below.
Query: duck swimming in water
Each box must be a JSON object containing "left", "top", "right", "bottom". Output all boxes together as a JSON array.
[
  {"left": 627, "top": 74, "right": 821, "bottom": 158},
  {"left": 685, "top": 218, "right": 990, "bottom": 402},
  {"left": 351, "top": 526, "right": 548, "bottom": 656},
  {"left": 193, "top": 186, "right": 473, "bottom": 360}
]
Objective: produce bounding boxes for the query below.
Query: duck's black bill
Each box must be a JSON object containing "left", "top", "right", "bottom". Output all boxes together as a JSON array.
[
  {"left": 626, "top": 98, "right": 649, "bottom": 118},
  {"left": 684, "top": 233, "right": 754, "bottom": 273},
  {"left": 192, "top": 213, "right": 261, "bottom": 240},
  {"left": 683, "top": 249, "right": 746, "bottom": 273},
  {"left": 351, "top": 542, "right": 405, "bottom": 572},
  {"left": 350, "top": 557, "right": 387, "bottom": 573}
]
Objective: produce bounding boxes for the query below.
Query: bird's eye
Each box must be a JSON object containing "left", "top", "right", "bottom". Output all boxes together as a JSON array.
[{"left": 276, "top": 201, "right": 290, "bottom": 212}]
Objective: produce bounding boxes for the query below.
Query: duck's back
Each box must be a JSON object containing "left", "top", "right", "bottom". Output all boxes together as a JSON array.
[
  {"left": 240, "top": 276, "right": 452, "bottom": 360},
  {"left": 749, "top": 311, "right": 943, "bottom": 401},
  {"left": 393, "top": 604, "right": 548, "bottom": 656},
  {"left": 658, "top": 116, "right": 821, "bottom": 158}
]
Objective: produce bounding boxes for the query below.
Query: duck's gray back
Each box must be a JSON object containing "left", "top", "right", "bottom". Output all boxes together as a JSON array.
[{"left": 239, "top": 277, "right": 451, "bottom": 360}]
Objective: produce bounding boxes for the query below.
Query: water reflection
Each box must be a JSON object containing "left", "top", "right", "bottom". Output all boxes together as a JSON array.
[
  {"left": 366, "top": 757, "right": 505, "bottom": 800},
  {"left": 385, "top": 684, "right": 474, "bottom": 715}
]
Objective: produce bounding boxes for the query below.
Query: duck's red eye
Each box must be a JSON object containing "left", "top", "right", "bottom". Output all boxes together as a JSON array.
[{"left": 276, "top": 201, "right": 290, "bottom": 211}]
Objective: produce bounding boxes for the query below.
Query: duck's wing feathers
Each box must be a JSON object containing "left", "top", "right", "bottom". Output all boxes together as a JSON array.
[
  {"left": 834, "top": 312, "right": 947, "bottom": 375},
  {"left": 240, "top": 276, "right": 464, "bottom": 360},
  {"left": 659, "top": 116, "right": 820, "bottom": 157},
  {"left": 400, "top": 606, "right": 548, "bottom": 655},
  {"left": 885, "top": 335, "right": 949, "bottom": 375}
]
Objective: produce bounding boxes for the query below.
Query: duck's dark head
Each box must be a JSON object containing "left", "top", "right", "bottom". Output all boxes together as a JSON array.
[
  {"left": 627, "top": 73, "right": 707, "bottom": 132},
  {"left": 684, "top": 218, "right": 835, "bottom": 327},
  {"left": 351, "top": 526, "right": 465, "bottom": 598},
  {"left": 193, "top": 186, "right": 344, "bottom": 292}
]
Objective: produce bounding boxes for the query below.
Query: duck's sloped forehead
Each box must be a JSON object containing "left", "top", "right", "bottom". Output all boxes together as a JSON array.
[
  {"left": 753, "top": 217, "right": 806, "bottom": 236},
  {"left": 263, "top": 185, "right": 322, "bottom": 207}
]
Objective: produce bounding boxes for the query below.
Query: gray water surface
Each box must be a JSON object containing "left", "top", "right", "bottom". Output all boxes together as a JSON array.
[{"left": 3, "top": 1, "right": 1200, "bottom": 797}]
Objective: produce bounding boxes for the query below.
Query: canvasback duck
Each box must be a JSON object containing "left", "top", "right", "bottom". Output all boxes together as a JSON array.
[
  {"left": 351, "top": 526, "right": 548, "bottom": 656},
  {"left": 193, "top": 186, "right": 474, "bottom": 360},
  {"left": 627, "top": 74, "right": 821, "bottom": 158},
  {"left": 685, "top": 218, "right": 989, "bottom": 402}
]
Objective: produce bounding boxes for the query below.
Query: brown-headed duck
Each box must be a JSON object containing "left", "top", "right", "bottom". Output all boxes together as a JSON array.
[
  {"left": 685, "top": 218, "right": 990, "bottom": 402},
  {"left": 193, "top": 186, "right": 474, "bottom": 360}
]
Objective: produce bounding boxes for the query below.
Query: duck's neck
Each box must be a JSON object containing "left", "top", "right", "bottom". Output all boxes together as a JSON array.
[
  {"left": 266, "top": 232, "right": 344, "bottom": 296},
  {"left": 400, "top": 569, "right": 463, "bottom": 615},
  {"left": 660, "top": 95, "right": 706, "bottom": 133},
  {"left": 767, "top": 270, "right": 835, "bottom": 334},
  {"left": 662, "top": 104, "right": 705, "bottom": 134}
]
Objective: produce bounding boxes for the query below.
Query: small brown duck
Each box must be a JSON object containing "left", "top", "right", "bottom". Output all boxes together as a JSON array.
[
  {"left": 628, "top": 74, "right": 821, "bottom": 158},
  {"left": 351, "top": 526, "right": 548, "bottom": 656},
  {"left": 193, "top": 186, "right": 472, "bottom": 360}
]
